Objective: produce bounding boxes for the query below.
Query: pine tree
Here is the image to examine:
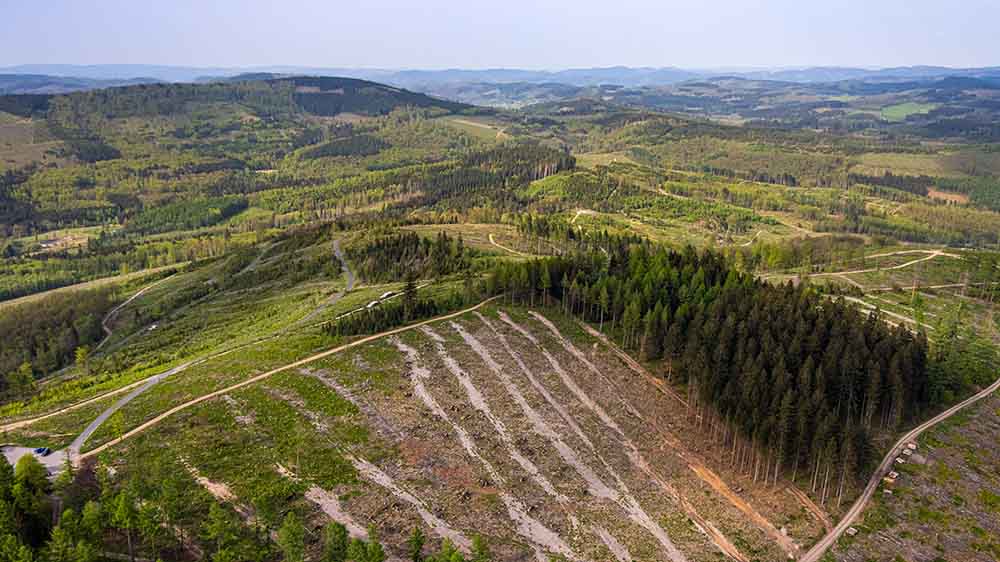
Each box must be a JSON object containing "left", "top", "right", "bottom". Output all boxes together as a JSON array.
[
  {"left": 277, "top": 512, "right": 305, "bottom": 562},
  {"left": 323, "top": 522, "right": 350, "bottom": 562},
  {"left": 111, "top": 490, "right": 138, "bottom": 562},
  {"left": 406, "top": 527, "right": 425, "bottom": 562}
]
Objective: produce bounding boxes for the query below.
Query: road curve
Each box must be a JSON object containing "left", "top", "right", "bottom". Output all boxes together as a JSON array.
[
  {"left": 10, "top": 243, "right": 354, "bottom": 457},
  {"left": 67, "top": 359, "right": 201, "bottom": 459},
  {"left": 79, "top": 296, "right": 501, "bottom": 460},
  {"left": 488, "top": 233, "right": 529, "bottom": 257},
  {"left": 800, "top": 374, "right": 1000, "bottom": 562},
  {"left": 96, "top": 273, "right": 176, "bottom": 351}
]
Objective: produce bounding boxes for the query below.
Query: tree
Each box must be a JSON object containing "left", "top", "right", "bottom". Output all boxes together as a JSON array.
[
  {"left": 79, "top": 502, "right": 102, "bottom": 544},
  {"left": 5, "top": 364, "right": 34, "bottom": 400},
  {"left": 365, "top": 526, "right": 385, "bottom": 562},
  {"left": 276, "top": 512, "right": 305, "bottom": 562},
  {"left": 12, "top": 455, "right": 49, "bottom": 545},
  {"left": 111, "top": 490, "right": 138, "bottom": 562},
  {"left": 598, "top": 286, "right": 609, "bottom": 331},
  {"left": 0, "top": 457, "right": 13, "bottom": 503},
  {"left": 406, "top": 527, "right": 425, "bottom": 562},
  {"left": 42, "top": 524, "right": 75, "bottom": 562},
  {"left": 108, "top": 412, "right": 126, "bottom": 443},
  {"left": 74, "top": 347, "right": 90, "bottom": 375},
  {"left": 347, "top": 538, "right": 367, "bottom": 562},
  {"left": 138, "top": 502, "right": 168, "bottom": 555},
  {"left": 402, "top": 271, "right": 418, "bottom": 321},
  {"left": 0, "top": 534, "right": 31, "bottom": 562},
  {"left": 322, "top": 522, "right": 349, "bottom": 562},
  {"left": 539, "top": 263, "right": 552, "bottom": 306},
  {"left": 202, "top": 504, "right": 237, "bottom": 556}
]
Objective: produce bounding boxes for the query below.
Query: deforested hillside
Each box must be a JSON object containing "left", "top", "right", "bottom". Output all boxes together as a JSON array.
[{"left": 0, "top": 67, "right": 998, "bottom": 562}]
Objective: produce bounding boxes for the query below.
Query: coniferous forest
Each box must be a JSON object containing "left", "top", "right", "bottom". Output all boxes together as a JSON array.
[{"left": 487, "top": 241, "right": 936, "bottom": 504}]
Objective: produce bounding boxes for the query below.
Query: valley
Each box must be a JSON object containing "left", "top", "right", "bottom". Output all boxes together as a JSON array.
[{"left": 0, "top": 67, "right": 997, "bottom": 562}]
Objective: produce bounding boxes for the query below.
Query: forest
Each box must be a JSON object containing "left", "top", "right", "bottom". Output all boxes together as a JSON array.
[
  {"left": 483, "top": 241, "right": 946, "bottom": 506},
  {"left": 0, "top": 287, "right": 115, "bottom": 394}
]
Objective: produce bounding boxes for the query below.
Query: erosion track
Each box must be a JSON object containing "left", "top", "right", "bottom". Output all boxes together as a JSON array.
[
  {"left": 787, "top": 487, "right": 832, "bottom": 532},
  {"left": 504, "top": 312, "right": 700, "bottom": 562},
  {"left": 740, "top": 230, "right": 762, "bottom": 247},
  {"left": 78, "top": 297, "right": 500, "bottom": 461},
  {"left": 349, "top": 454, "right": 472, "bottom": 552},
  {"left": 800, "top": 373, "right": 1000, "bottom": 562},
  {"left": 842, "top": 295, "right": 936, "bottom": 332}
]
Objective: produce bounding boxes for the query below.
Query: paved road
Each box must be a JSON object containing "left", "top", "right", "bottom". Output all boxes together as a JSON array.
[
  {"left": 800, "top": 374, "right": 1000, "bottom": 562},
  {"left": 8, "top": 240, "right": 357, "bottom": 465},
  {"left": 66, "top": 359, "right": 202, "bottom": 459}
]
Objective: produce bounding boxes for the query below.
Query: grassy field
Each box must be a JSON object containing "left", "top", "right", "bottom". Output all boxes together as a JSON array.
[
  {"left": 437, "top": 116, "right": 508, "bottom": 141},
  {"left": 880, "top": 102, "right": 938, "bottom": 122},
  {"left": 575, "top": 152, "right": 638, "bottom": 169}
]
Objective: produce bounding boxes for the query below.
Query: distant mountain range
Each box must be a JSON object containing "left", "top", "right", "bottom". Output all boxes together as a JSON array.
[
  {"left": 4, "top": 64, "right": 1000, "bottom": 91},
  {"left": 0, "top": 73, "right": 162, "bottom": 95}
]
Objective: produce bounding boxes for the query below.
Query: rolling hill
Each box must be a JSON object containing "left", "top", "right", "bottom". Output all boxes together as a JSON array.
[{"left": 0, "top": 74, "right": 997, "bottom": 562}]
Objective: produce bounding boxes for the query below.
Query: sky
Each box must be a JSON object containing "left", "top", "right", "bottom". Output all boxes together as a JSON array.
[{"left": 2, "top": 0, "right": 998, "bottom": 70}]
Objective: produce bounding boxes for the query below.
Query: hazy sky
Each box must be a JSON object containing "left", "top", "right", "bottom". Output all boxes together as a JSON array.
[{"left": 3, "top": 0, "right": 997, "bottom": 69}]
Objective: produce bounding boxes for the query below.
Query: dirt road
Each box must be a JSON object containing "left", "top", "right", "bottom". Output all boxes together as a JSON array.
[
  {"left": 488, "top": 233, "right": 528, "bottom": 257},
  {"left": 79, "top": 297, "right": 500, "bottom": 461},
  {"left": 295, "top": 239, "right": 355, "bottom": 325},
  {"left": 0, "top": 264, "right": 185, "bottom": 311},
  {"left": 96, "top": 273, "right": 176, "bottom": 350},
  {"left": 800, "top": 374, "right": 1000, "bottom": 562},
  {"left": 811, "top": 249, "right": 959, "bottom": 278},
  {"left": 67, "top": 359, "right": 203, "bottom": 459},
  {"left": 761, "top": 249, "right": 961, "bottom": 280},
  {"left": 7, "top": 244, "right": 353, "bottom": 459}
]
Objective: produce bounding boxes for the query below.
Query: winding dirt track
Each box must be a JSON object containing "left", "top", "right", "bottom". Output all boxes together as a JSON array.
[
  {"left": 488, "top": 233, "right": 529, "bottom": 257},
  {"left": 568, "top": 316, "right": 793, "bottom": 559},
  {"left": 761, "top": 249, "right": 961, "bottom": 280},
  {"left": 3, "top": 241, "right": 355, "bottom": 450},
  {"left": 96, "top": 273, "right": 177, "bottom": 351},
  {"left": 811, "top": 249, "right": 960, "bottom": 281},
  {"left": 78, "top": 297, "right": 500, "bottom": 461},
  {"left": 800, "top": 374, "right": 1000, "bottom": 562}
]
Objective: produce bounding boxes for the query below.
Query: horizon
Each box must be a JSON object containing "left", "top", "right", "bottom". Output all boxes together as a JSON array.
[
  {"left": 5, "top": 63, "right": 1000, "bottom": 73},
  {"left": 4, "top": 0, "right": 999, "bottom": 69}
]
